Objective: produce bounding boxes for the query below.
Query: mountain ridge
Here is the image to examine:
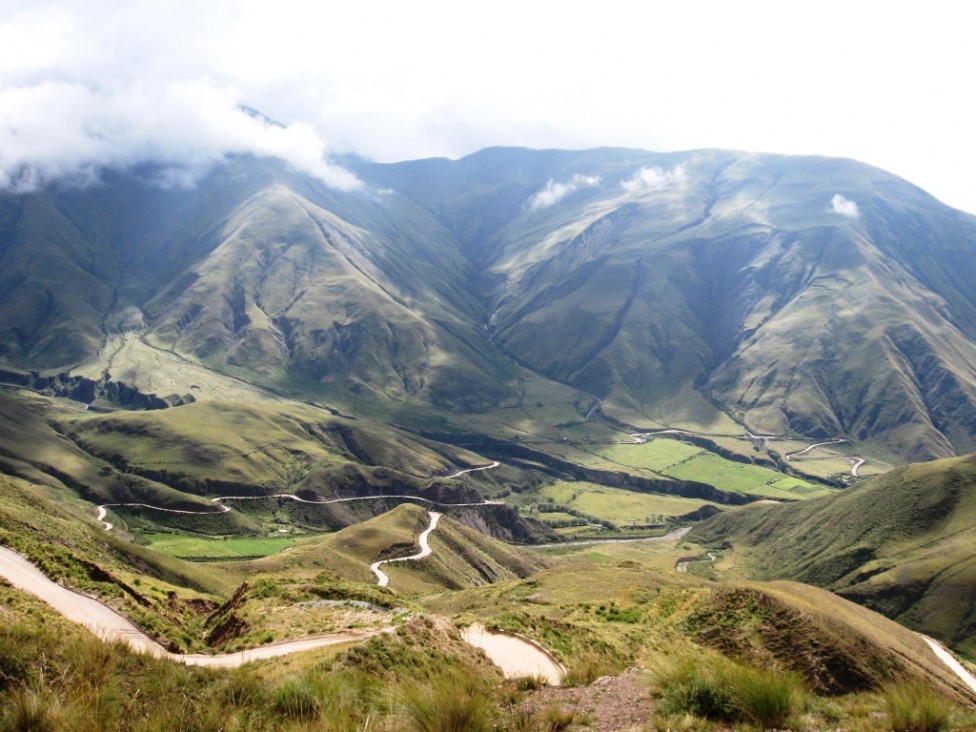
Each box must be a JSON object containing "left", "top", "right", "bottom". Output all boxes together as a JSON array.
[{"left": 2, "top": 147, "right": 975, "bottom": 459}]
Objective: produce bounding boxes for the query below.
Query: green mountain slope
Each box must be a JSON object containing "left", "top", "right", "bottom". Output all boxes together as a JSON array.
[
  {"left": 2, "top": 148, "right": 976, "bottom": 459},
  {"left": 362, "top": 148, "right": 976, "bottom": 459},
  {"left": 689, "top": 453, "right": 976, "bottom": 657}
]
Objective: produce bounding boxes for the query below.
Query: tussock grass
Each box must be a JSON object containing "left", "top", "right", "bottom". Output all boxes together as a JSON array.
[
  {"left": 884, "top": 682, "right": 954, "bottom": 732},
  {"left": 654, "top": 654, "right": 806, "bottom": 728},
  {"left": 0, "top": 688, "right": 65, "bottom": 732},
  {"left": 399, "top": 676, "right": 494, "bottom": 732}
]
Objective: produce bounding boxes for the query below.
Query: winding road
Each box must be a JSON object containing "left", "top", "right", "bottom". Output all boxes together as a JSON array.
[
  {"left": 1, "top": 507, "right": 567, "bottom": 682},
  {"left": 0, "top": 546, "right": 384, "bottom": 667},
  {"left": 462, "top": 623, "right": 565, "bottom": 685},
  {"left": 443, "top": 461, "right": 501, "bottom": 479},
  {"left": 370, "top": 511, "right": 441, "bottom": 587},
  {"left": 921, "top": 635, "right": 976, "bottom": 696},
  {"left": 784, "top": 438, "right": 846, "bottom": 459},
  {"left": 95, "top": 461, "right": 504, "bottom": 532}
]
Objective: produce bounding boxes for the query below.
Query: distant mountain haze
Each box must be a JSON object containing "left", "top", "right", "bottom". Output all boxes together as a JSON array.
[{"left": 1, "top": 147, "right": 974, "bottom": 461}]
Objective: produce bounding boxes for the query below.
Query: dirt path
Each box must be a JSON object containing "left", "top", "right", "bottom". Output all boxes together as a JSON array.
[
  {"left": 0, "top": 546, "right": 380, "bottom": 666},
  {"left": 370, "top": 511, "right": 441, "bottom": 587},
  {"left": 676, "top": 550, "right": 717, "bottom": 573},
  {"left": 213, "top": 494, "right": 503, "bottom": 508},
  {"left": 442, "top": 461, "right": 500, "bottom": 479},
  {"left": 784, "top": 438, "right": 846, "bottom": 459},
  {"left": 462, "top": 623, "right": 564, "bottom": 685},
  {"left": 98, "top": 491, "right": 502, "bottom": 532},
  {"left": 921, "top": 635, "right": 976, "bottom": 696}
]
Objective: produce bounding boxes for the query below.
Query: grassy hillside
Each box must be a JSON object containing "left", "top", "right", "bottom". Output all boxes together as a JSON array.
[
  {"left": 3, "top": 475, "right": 976, "bottom": 729},
  {"left": 690, "top": 453, "right": 976, "bottom": 658},
  {"left": 424, "top": 544, "right": 976, "bottom": 703},
  {"left": 0, "top": 473, "right": 237, "bottom": 650}
]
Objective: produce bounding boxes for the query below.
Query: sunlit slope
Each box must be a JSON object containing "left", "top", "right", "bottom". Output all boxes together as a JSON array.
[
  {"left": 0, "top": 390, "right": 515, "bottom": 524},
  {"left": 690, "top": 454, "right": 976, "bottom": 657},
  {"left": 250, "top": 503, "right": 544, "bottom": 593},
  {"left": 379, "top": 512, "right": 546, "bottom": 592},
  {"left": 143, "top": 181, "right": 516, "bottom": 411},
  {"left": 66, "top": 399, "right": 490, "bottom": 489},
  {"left": 424, "top": 545, "right": 974, "bottom": 701}
]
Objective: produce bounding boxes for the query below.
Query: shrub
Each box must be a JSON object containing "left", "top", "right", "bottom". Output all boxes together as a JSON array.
[
  {"left": 884, "top": 682, "right": 954, "bottom": 732},
  {"left": 658, "top": 675, "right": 733, "bottom": 719},
  {"left": 541, "top": 705, "right": 577, "bottom": 731}
]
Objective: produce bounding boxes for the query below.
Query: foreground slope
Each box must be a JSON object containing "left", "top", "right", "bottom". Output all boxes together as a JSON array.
[
  {"left": 690, "top": 453, "right": 976, "bottom": 657},
  {"left": 4, "top": 471, "right": 976, "bottom": 729}
]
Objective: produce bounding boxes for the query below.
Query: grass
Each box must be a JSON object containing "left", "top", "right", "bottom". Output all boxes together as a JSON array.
[
  {"left": 655, "top": 654, "right": 807, "bottom": 728},
  {"left": 884, "top": 682, "right": 955, "bottom": 732},
  {"left": 663, "top": 452, "right": 828, "bottom": 499},
  {"left": 540, "top": 481, "right": 718, "bottom": 525},
  {"left": 588, "top": 438, "right": 706, "bottom": 473},
  {"left": 399, "top": 676, "right": 494, "bottom": 732},
  {"left": 142, "top": 533, "right": 296, "bottom": 559}
]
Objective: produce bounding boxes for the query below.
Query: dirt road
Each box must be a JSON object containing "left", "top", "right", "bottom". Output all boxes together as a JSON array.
[
  {"left": 462, "top": 623, "right": 564, "bottom": 685},
  {"left": 921, "top": 635, "right": 976, "bottom": 696},
  {"left": 370, "top": 511, "right": 441, "bottom": 587},
  {"left": 0, "top": 546, "right": 381, "bottom": 667}
]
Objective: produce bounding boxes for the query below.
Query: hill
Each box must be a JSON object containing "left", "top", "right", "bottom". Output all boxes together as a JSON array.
[
  {"left": 4, "top": 483, "right": 976, "bottom": 729},
  {"left": 689, "top": 453, "right": 976, "bottom": 658}
]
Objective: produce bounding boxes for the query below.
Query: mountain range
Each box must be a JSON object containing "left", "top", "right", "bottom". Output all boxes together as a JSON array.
[{"left": 2, "top": 147, "right": 975, "bottom": 461}]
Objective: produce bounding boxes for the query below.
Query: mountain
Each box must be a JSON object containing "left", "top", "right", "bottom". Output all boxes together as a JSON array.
[
  {"left": 2, "top": 148, "right": 976, "bottom": 459},
  {"left": 689, "top": 453, "right": 976, "bottom": 656},
  {"left": 359, "top": 148, "right": 976, "bottom": 459}
]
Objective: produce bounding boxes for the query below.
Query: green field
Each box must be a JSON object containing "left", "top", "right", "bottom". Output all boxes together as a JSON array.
[
  {"left": 143, "top": 533, "right": 297, "bottom": 559},
  {"left": 540, "top": 481, "right": 716, "bottom": 525},
  {"left": 586, "top": 438, "right": 705, "bottom": 472},
  {"left": 662, "top": 453, "right": 831, "bottom": 499}
]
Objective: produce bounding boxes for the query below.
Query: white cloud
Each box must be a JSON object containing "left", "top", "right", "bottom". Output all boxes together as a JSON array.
[
  {"left": 0, "top": 3, "right": 360, "bottom": 192},
  {"left": 830, "top": 193, "right": 859, "bottom": 218},
  {"left": 0, "top": 78, "right": 361, "bottom": 192},
  {"left": 529, "top": 173, "right": 601, "bottom": 210},
  {"left": 621, "top": 165, "right": 687, "bottom": 193}
]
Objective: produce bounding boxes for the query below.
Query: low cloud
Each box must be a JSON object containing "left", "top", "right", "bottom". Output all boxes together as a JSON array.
[
  {"left": 830, "top": 193, "right": 859, "bottom": 218},
  {"left": 529, "top": 173, "right": 601, "bottom": 210},
  {"left": 0, "top": 79, "right": 361, "bottom": 192},
  {"left": 621, "top": 165, "right": 686, "bottom": 193}
]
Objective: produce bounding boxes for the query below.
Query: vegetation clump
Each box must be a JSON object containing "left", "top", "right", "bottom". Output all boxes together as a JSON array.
[
  {"left": 654, "top": 654, "right": 806, "bottom": 729},
  {"left": 884, "top": 682, "right": 955, "bottom": 732}
]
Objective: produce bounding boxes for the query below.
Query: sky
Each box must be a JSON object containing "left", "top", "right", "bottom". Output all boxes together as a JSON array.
[{"left": 1, "top": 0, "right": 973, "bottom": 212}]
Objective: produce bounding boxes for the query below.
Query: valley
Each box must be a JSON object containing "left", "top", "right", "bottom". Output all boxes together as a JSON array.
[{"left": 1, "top": 145, "right": 975, "bottom": 730}]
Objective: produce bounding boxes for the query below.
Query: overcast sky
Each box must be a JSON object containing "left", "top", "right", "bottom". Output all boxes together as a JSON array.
[{"left": 1, "top": 0, "right": 973, "bottom": 212}]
